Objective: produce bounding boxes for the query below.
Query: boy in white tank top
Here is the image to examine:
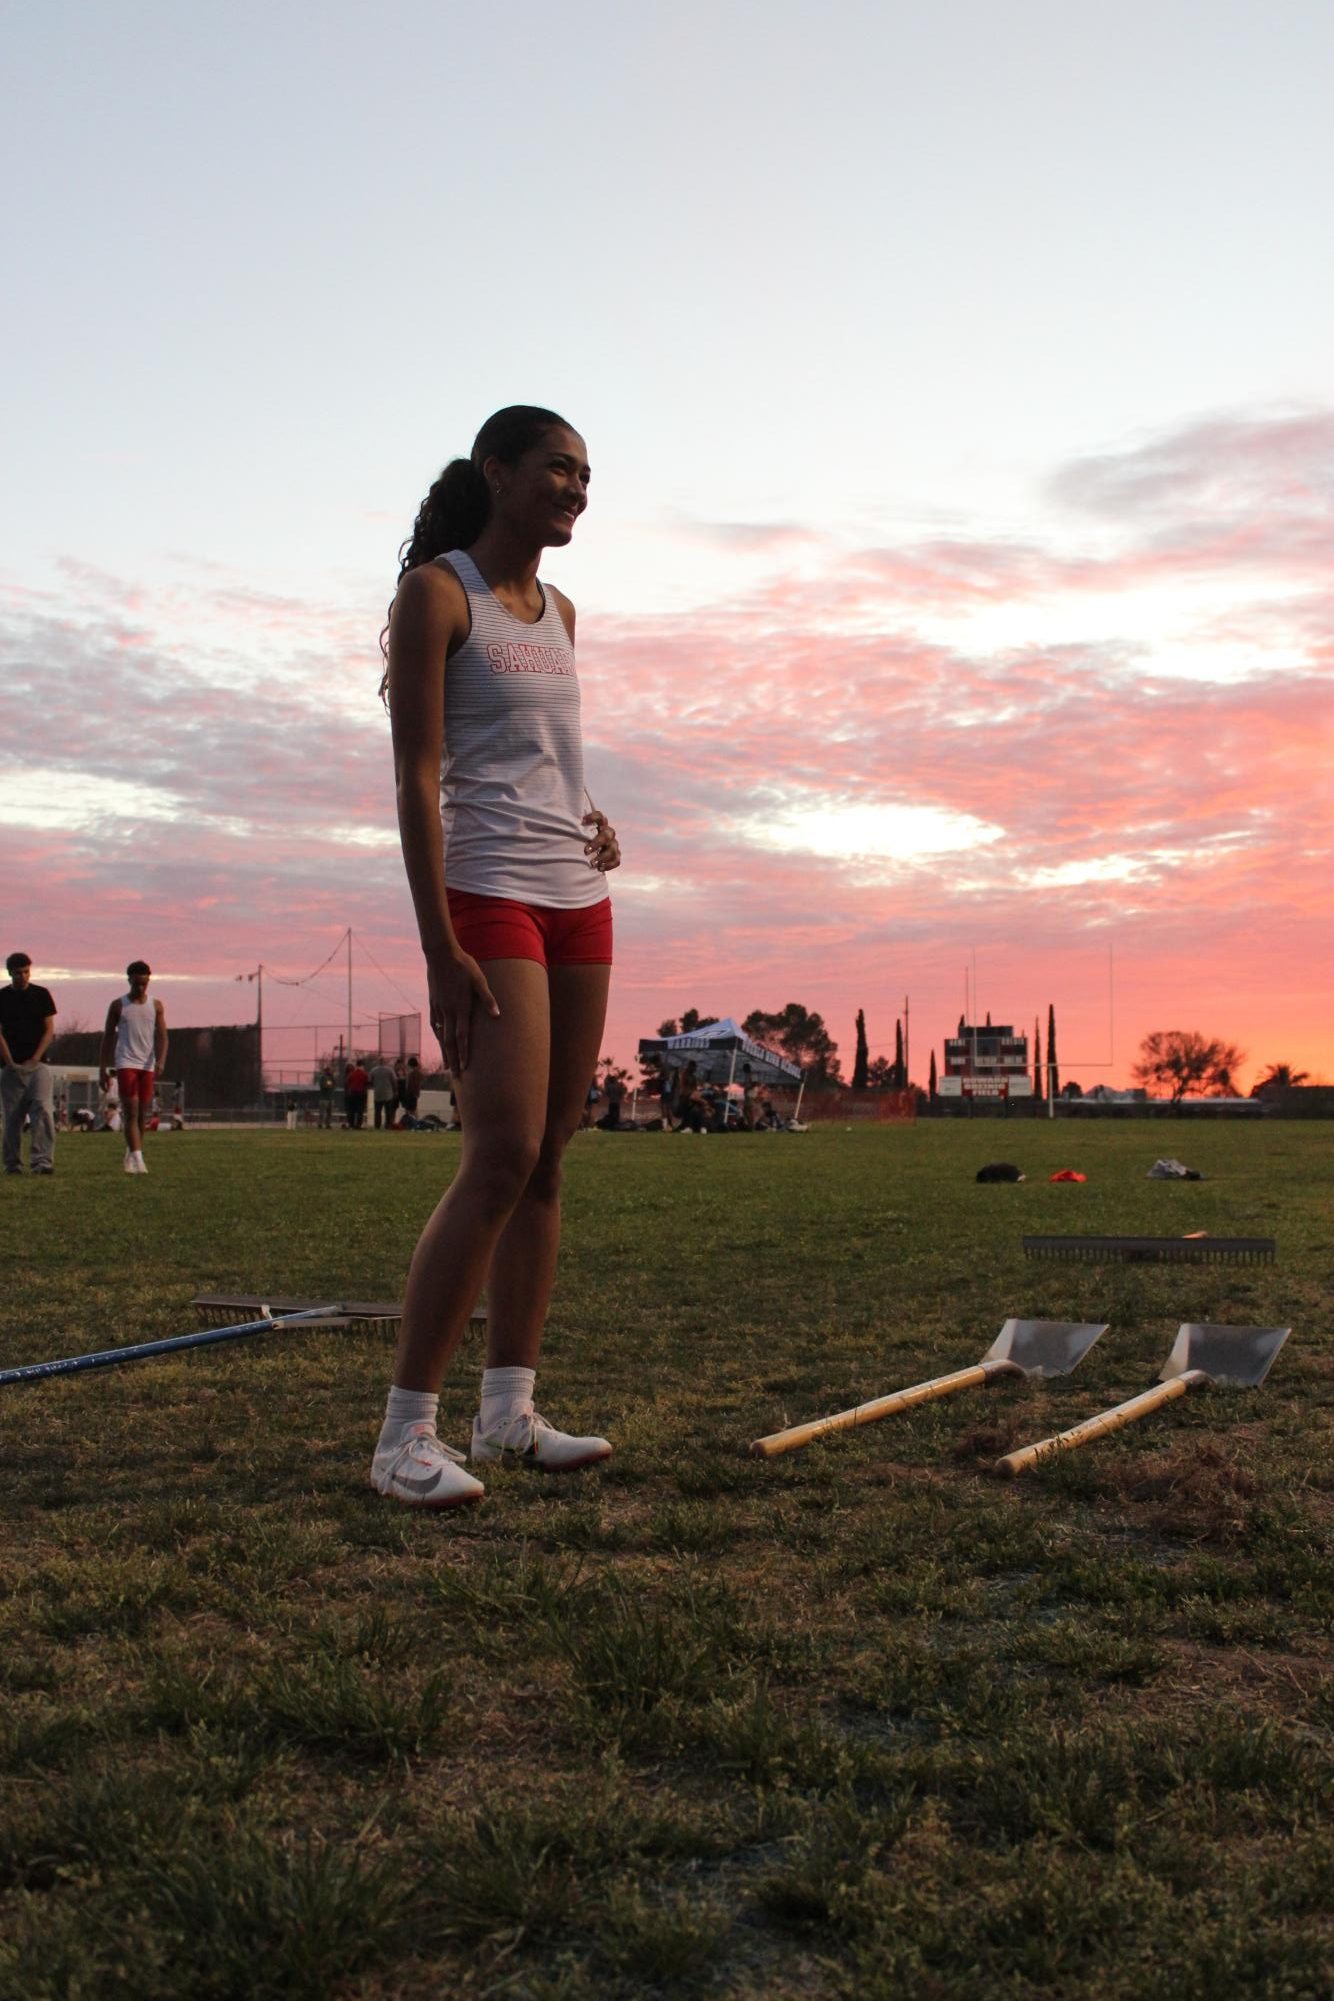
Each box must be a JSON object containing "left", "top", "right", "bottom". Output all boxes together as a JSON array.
[{"left": 99, "top": 961, "right": 168, "bottom": 1174}]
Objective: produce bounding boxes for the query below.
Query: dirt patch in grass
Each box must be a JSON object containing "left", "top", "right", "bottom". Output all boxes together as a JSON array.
[{"left": 1101, "top": 1440, "right": 1267, "bottom": 1543}]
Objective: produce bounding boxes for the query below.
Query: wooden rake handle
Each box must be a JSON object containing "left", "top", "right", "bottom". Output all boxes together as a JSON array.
[
  {"left": 749, "top": 1358, "right": 1024, "bottom": 1460},
  {"left": 995, "top": 1370, "right": 1206, "bottom": 1477}
]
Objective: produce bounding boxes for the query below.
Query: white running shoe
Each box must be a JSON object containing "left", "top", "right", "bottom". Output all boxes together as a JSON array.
[
  {"left": 124, "top": 1152, "right": 137, "bottom": 1174},
  {"left": 470, "top": 1409, "right": 612, "bottom": 1472},
  {"left": 134, "top": 1152, "right": 148, "bottom": 1174},
  {"left": 371, "top": 1420, "right": 485, "bottom": 1508}
]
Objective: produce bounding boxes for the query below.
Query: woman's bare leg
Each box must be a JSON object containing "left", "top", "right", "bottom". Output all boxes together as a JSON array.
[
  {"left": 389, "top": 959, "right": 552, "bottom": 1393},
  {"left": 484, "top": 963, "right": 611, "bottom": 1370}
]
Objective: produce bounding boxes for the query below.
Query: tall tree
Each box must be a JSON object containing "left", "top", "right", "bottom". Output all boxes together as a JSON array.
[
  {"left": 658, "top": 1008, "right": 719, "bottom": 1038},
  {"left": 1132, "top": 1030, "right": 1246, "bottom": 1102},
  {"left": 742, "top": 1003, "right": 842, "bottom": 1085},
  {"left": 852, "top": 1009, "right": 869, "bottom": 1090},
  {"left": 1047, "top": 1003, "right": 1060, "bottom": 1099},
  {"left": 894, "top": 1019, "right": 905, "bottom": 1088},
  {"left": 640, "top": 1009, "right": 720, "bottom": 1086},
  {"left": 928, "top": 1049, "right": 938, "bottom": 1098},
  {"left": 1033, "top": 1016, "right": 1043, "bottom": 1102}
]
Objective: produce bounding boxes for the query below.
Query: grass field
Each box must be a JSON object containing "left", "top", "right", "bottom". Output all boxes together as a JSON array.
[{"left": 1, "top": 1121, "right": 1330, "bottom": 2000}]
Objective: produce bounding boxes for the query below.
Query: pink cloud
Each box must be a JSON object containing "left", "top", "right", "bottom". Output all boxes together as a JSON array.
[{"left": 3, "top": 407, "right": 1332, "bottom": 1087}]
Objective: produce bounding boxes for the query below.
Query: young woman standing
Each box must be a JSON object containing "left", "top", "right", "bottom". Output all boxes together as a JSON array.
[{"left": 372, "top": 407, "right": 620, "bottom": 1509}]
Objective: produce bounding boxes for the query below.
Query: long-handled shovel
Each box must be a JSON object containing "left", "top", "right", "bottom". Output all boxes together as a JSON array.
[
  {"left": 0, "top": 1304, "right": 348, "bottom": 1388},
  {"left": 994, "top": 1322, "right": 1290, "bottom": 1477},
  {"left": 749, "top": 1318, "right": 1109, "bottom": 1459}
]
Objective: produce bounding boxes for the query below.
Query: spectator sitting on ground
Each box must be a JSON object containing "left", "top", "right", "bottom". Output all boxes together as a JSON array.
[{"left": 675, "top": 1074, "right": 707, "bottom": 1133}]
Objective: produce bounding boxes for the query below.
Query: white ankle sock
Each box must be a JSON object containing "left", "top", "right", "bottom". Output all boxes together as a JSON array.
[
  {"left": 378, "top": 1385, "right": 440, "bottom": 1454},
  {"left": 480, "top": 1367, "right": 536, "bottom": 1435}
]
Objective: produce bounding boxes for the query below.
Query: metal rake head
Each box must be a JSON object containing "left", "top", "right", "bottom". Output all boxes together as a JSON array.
[
  {"left": 191, "top": 1293, "right": 486, "bottom": 1331},
  {"left": 191, "top": 1293, "right": 403, "bottom": 1328},
  {"left": 1022, "top": 1236, "right": 1275, "bottom": 1267}
]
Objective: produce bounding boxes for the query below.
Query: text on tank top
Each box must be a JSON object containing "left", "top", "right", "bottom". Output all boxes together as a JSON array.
[
  {"left": 434, "top": 550, "right": 606, "bottom": 909},
  {"left": 114, "top": 995, "right": 156, "bottom": 1070}
]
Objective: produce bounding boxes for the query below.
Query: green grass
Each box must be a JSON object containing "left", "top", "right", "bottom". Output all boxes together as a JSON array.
[{"left": 0, "top": 1120, "right": 1330, "bottom": 1998}]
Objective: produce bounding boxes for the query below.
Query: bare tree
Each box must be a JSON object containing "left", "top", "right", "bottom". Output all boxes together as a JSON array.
[{"left": 1132, "top": 1030, "right": 1246, "bottom": 1102}]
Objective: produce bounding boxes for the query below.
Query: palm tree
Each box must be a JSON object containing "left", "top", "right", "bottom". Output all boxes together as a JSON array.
[{"left": 1251, "top": 1062, "right": 1310, "bottom": 1097}]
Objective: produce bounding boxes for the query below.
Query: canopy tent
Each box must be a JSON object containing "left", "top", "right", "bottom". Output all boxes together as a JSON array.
[{"left": 637, "top": 1018, "right": 802, "bottom": 1088}]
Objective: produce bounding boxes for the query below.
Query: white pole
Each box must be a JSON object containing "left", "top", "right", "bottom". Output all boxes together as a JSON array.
[{"left": 793, "top": 1069, "right": 807, "bottom": 1123}]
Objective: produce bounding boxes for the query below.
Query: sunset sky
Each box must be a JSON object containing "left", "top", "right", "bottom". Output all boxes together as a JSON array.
[{"left": 3, "top": 1, "right": 1332, "bottom": 1090}]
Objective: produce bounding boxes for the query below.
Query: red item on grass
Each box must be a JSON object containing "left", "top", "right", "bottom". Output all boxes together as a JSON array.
[{"left": 1048, "top": 1169, "right": 1087, "bottom": 1182}]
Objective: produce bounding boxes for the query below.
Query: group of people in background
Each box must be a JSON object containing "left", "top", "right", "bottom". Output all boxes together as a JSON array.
[
  {"left": 656, "top": 1060, "right": 780, "bottom": 1134},
  {"left": 1, "top": 953, "right": 168, "bottom": 1177},
  {"left": 322, "top": 1054, "right": 423, "bottom": 1130}
]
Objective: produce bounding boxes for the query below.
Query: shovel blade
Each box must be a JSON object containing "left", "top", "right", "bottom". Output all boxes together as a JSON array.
[
  {"left": 981, "top": 1318, "right": 1109, "bottom": 1379},
  {"left": 1160, "top": 1323, "right": 1290, "bottom": 1388}
]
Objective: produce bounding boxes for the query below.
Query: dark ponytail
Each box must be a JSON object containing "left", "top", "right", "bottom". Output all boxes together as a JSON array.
[{"left": 379, "top": 403, "right": 572, "bottom": 696}]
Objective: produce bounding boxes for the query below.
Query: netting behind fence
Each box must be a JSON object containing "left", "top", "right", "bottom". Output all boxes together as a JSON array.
[
  {"left": 262, "top": 1015, "right": 422, "bottom": 1089},
  {"left": 793, "top": 1088, "right": 918, "bottom": 1123},
  {"left": 377, "top": 1012, "right": 422, "bottom": 1061}
]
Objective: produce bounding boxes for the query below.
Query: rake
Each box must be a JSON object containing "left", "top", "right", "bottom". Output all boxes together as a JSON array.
[
  {"left": 0, "top": 1304, "right": 348, "bottom": 1388},
  {"left": 1023, "top": 1236, "right": 1275, "bottom": 1266},
  {"left": 192, "top": 1293, "right": 403, "bottom": 1326},
  {"left": 1, "top": 1297, "right": 489, "bottom": 1390},
  {"left": 192, "top": 1293, "right": 487, "bottom": 1333},
  {"left": 748, "top": 1318, "right": 1109, "bottom": 1459},
  {"left": 994, "top": 1322, "right": 1291, "bottom": 1477}
]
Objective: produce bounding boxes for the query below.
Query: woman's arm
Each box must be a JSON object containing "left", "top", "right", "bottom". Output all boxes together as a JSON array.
[
  {"left": 552, "top": 589, "right": 622, "bottom": 875},
  {"left": 387, "top": 564, "right": 499, "bottom": 1073}
]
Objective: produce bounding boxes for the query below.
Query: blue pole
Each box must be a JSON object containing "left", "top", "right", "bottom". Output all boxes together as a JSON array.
[{"left": 0, "top": 1305, "right": 342, "bottom": 1388}]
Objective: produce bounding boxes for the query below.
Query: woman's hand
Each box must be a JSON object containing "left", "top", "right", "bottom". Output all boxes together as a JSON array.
[
  {"left": 582, "top": 808, "right": 621, "bottom": 873},
  {"left": 425, "top": 946, "right": 499, "bottom": 1075}
]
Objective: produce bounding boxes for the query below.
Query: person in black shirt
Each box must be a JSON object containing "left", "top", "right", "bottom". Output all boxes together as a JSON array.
[{"left": 0, "top": 953, "right": 57, "bottom": 1174}]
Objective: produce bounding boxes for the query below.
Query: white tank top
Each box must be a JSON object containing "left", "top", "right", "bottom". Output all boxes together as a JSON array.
[
  {"left": 114, "top": 995, "right": 156, "bottom": 1069},
  {"left": 435, "top": 550, "right": 607, "bottom": 909}
]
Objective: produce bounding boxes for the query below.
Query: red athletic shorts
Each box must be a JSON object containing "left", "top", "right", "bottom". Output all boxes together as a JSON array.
[
  {"left": 446, "top": 889, "right": 613, "bottom": 969},
  {"left": 117, "top": 1068, "right": 156, "bottom": 1103}
]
